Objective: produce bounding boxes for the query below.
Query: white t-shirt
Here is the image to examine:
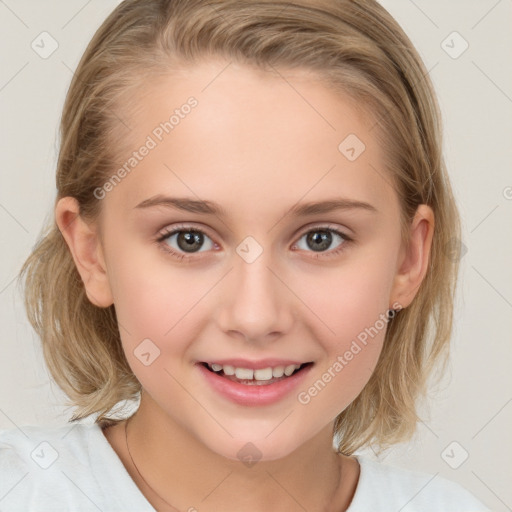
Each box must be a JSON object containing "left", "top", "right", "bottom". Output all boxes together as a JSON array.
[{"left": 0, "top": 422, "right": 490, "bottom": 511}]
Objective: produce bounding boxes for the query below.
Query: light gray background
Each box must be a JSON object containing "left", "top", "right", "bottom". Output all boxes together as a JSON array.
[{"left": 1, "top": 1, "right": 511, "bottom": 510}]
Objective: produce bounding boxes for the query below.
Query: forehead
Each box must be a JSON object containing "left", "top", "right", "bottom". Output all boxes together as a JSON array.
[{"left": 107, "top": 60, "right": 398, "bottom": 221}]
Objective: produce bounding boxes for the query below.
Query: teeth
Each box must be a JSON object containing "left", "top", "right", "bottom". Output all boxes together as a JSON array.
[
  {"left": 235, "top": 367, "right": 253, "bottom": 380},
  {"left": 223, "top": 365, "right": 235, "bottom": 376},
  {"left": 284, "top": 364, "right": 297, "bottom": 376},
  {"left": 254, "top": 367, "right": 273, "bottom": 380},
  {"left": 272, "top": 366, "right": 284, "bottom": 378},
  {"left": 207, "top": 363, "right": 303, "bottom": 380}
]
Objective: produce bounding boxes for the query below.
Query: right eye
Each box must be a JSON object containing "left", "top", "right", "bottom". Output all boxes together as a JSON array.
[{"left": 156, "top": 225, "right": 216, "bottom": 260}]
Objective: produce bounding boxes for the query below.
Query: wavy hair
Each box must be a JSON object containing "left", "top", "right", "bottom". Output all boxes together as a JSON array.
[{"left": 18, "top": 0, "right": 461, "bottom": 454}]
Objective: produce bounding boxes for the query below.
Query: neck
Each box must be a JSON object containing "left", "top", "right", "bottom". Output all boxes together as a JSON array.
[{"left": 116, "top": 392, "right": 358, "bottom": 512}]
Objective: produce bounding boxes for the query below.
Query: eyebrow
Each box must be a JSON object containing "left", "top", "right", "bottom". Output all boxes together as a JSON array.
[{"left": 134, "top": 195, "right": 378, "bottom": 216}]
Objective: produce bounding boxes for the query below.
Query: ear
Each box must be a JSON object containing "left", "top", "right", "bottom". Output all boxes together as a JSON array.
[
  {"left": 390, "top": 204, "right": 435, "bottom": 309},
  {"left": 55, "top": 196, "right": 114, "bottom": 308}
]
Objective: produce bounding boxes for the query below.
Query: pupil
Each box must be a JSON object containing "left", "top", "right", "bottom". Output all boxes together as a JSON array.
[
  {"left": 178, "top": 231, "right": 203, "bottom": 252},
  {"left": 308, "top": 231, "right": 331, "bottom": 252}
]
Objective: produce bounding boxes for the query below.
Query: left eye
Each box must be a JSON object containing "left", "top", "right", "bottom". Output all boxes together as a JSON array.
[
  {"left": 156, "top": 225, "right": 352, "bottom": 260},
  {"left": 294, "top": 227, "right": 349, "bottom": 254}
]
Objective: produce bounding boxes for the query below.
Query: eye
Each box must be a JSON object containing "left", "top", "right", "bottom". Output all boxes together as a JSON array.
[
  {"left": 155, "top": 223, "right": 353, "bottom": 261},
  {"left": 293, "top": 225, "right": 352, "bottom": 258},
  {"left": 156, "top": 225, "right": 216, "bottom": 260}
]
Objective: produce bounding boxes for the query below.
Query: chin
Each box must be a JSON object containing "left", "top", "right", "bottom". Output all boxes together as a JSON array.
[{"left": 198, "top": 428, "right": 308, "bottom": 464}]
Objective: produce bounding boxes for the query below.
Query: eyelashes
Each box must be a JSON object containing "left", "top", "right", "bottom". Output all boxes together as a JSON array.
[
  {"left": 155, "top": 223, "right": 353, "bottom": 262},
  {"left": 157, "top": 227, "right": 215, "bottom": 259}
]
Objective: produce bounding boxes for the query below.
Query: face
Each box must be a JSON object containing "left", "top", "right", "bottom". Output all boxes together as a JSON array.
[{"left": 80, "top": 60, "right": 410, "bottom": 460}]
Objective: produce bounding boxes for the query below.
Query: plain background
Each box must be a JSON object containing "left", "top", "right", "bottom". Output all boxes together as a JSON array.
[{"left": 0, "top": 0, "right": 511, "bottom": 510}]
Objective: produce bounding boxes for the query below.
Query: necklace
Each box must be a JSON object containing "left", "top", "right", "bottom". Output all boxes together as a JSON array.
[
  {"left": 124, "top": 418, "right": 342, "bottom": 512},
  {"left": 124, "top": 418, "right": 180, "bottom": 511}
]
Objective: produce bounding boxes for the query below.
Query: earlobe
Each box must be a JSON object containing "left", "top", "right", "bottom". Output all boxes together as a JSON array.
[
  {"left": 390, "top": 204, "right": 435, "bottom": 309},
  {"left": 55, "top": 196, "right": 114, "bottom": 308}
]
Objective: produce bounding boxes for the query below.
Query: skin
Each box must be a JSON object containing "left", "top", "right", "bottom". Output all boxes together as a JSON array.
[{"left": 55, "top": 59, "right": 434, "bottom": 511}]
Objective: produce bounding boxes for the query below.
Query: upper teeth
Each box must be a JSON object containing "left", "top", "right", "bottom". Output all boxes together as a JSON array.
[{"left": 208, "top": 363, "right": 302, "bottom": 380}]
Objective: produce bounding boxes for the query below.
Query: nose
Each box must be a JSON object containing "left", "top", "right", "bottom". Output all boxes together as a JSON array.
[{"left": 215, "top": 248, "right": 294, "bottom": 344}]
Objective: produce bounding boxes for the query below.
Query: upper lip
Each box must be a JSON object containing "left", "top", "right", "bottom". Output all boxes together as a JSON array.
[{"left": 199, "top": 359, "right": 311, "bottom": 369}]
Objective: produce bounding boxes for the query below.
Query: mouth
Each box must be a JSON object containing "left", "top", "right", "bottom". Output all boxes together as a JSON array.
[
  {"left": 200, "top": 361, "right": 313, "bottom": 386},
  {"left": 197, "top": 359, "right": 314, "bottom": 406}
]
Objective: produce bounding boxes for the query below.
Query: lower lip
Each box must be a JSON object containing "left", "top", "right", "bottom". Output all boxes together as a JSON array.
[{"left": 197, "top": 363, "right": 313, "bottom": 406}]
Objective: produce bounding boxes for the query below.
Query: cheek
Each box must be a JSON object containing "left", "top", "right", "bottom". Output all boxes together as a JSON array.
[
  {"left": 292, "top": 258, "right": 393, "bottom": 412},
  {"left": 297, "top": 318, "right": 386, "bottom": 420},
  {"left": 108, "top": 250, "right": 216, "bottom": 371},
  {"left": 295, "top": 253, "right": 395, "bottom": 342},
  {"left": 110, "top": 264, "right": 207, "bottom": 403},
  {"left": 108, "top": 242, "right": 198, "bottom": 333}
]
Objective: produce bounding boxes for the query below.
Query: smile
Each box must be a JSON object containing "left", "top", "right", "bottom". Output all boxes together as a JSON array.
[
  {"left": 203, "top": 362, "right": 309, "bottom": 383},
  {"left": 197, "top": 361, "right": 314, "bottom": 406}
]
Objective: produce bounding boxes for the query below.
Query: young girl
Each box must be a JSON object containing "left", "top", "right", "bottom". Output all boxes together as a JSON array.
[{"left": 1, "top": 0, "right": 491, "bottom": 510}]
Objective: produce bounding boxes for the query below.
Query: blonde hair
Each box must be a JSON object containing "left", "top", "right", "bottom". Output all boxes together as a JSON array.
[{"left": 18, "top": 0, "right": 461, "bottom": 454}]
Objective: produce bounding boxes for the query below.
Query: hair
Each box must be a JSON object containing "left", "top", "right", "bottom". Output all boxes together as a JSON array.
[{"left": 18, "top": 0, "right": 461, "bottom": 455}]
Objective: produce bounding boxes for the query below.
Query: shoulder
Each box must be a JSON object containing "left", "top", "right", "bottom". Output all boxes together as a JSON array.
[
  {"left": 0, "top": 421, "right": 154, "bottom": 511},
  {"left": 0, "top": 422, "right": 90, "bottom": 476},
  {"left": 0, "top": 422, "right": 96, "bottom": 510},
  {"left": 347, "top": 455, "right": 491, "bottom": 512},
  {"left": 0, "top": 421, "right": 92, "bottom": 468}
]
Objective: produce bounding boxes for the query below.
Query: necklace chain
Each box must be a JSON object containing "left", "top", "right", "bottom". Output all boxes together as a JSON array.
[
  {"left": 124, "top": 418, "right": 180, "bottom": 511},
  {"left": 124, "top": 418, "right": 342, "bottom": 512}
]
